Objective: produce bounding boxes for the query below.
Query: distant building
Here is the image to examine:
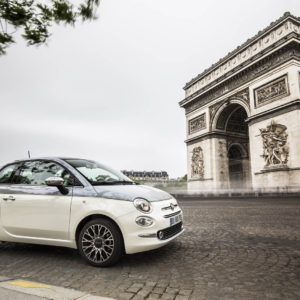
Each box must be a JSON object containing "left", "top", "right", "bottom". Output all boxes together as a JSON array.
[{"left": 122, "top": 170, "right": 169, "bottom": 183}]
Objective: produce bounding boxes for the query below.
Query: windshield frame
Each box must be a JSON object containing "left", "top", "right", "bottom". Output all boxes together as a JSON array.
[{"left": 64, "top": 159, "right": 134, "bottom": 186}]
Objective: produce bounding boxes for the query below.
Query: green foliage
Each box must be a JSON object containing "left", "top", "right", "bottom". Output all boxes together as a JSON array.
[
  {"left": 0, "top": 0, "right": 100, "bottom": 55},
  {"left": 179, "top": 174, "right": 187, "bottom": 182},
  {"left": 79, "top": 0, "right": 99, "bottom": 20}
]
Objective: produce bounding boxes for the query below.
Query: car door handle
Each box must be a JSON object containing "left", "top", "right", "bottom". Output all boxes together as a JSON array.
[{"left": 3, "top": 196, "right": 15, "bottom": 201}]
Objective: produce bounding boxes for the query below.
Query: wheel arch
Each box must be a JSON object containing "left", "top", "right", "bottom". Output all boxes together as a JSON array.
[{"left": 75, "top": 214, "right": 124, "bottom": 249}]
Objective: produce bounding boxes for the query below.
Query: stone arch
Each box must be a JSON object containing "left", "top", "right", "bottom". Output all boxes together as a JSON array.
[
  {"left": 213, "top": 101, "right": 251, "bottom": 189},
  {"left": 228, "top": 142, "right": 248, "bottom": 158},
  {"left": 211, "top": 98, "right": 250, "bottom": 131}
]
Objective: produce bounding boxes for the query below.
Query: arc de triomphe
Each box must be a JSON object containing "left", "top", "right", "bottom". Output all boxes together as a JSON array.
[{"left": 180, "top": 12, "right": 300, "bottom": 191}]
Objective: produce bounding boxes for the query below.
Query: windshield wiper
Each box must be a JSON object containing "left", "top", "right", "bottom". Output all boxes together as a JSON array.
[{"left": 91, "top": 180, "right": 134, "bottom": 186}]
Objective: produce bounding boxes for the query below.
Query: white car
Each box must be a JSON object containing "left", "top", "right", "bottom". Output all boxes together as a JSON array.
[{"left": 0, "top": 158, "right": 184, "bottom": 267}]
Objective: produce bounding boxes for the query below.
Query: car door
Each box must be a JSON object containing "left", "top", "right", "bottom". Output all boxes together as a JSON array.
[
  {"left": 1, "top": 160, "right": 73, "bottom": 241},
  {"left": 0, "top": 163, "right": 20, "bottom": 240}
]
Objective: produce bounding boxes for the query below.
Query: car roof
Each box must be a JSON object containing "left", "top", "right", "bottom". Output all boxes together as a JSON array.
[
  {"left": 11, "top": 157, "right": 84, "bottom": 163},
  {"left": 0, "top": 158, "right": 97, "bottom": 169},
  {"left": 0, "top": 157, "right": 66, "bottom": 170}
]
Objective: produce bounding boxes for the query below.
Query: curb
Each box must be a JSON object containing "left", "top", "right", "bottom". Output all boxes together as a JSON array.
[
  {"left": 174, "top": 193, "right": 300, "bottom": 200},
  {"left": 0, "top": 277, "right": 115, "bottom": 300}
]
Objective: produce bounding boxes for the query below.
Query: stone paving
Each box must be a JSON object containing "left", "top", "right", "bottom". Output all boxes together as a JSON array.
[{"left": 0, "top": 198, "right": 300, "bottom": 299}]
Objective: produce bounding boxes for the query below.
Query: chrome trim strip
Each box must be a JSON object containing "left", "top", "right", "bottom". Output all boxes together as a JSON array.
[
  {"left": 161, "top": 204, "right": 178, "bottom": 211},
  {"left": 2, "top": 228, "right": 72, "bottom": 243},
  {"left": 138, "top": 233, "right": 157, "bottom": 238},
  {"left": 163, "top": 210, "right": 181, "bottom": 218}
]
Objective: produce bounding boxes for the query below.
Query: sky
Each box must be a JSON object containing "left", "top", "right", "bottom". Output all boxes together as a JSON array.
[{"left": 0, "top": 0, "right": 300, "bottom": 177}]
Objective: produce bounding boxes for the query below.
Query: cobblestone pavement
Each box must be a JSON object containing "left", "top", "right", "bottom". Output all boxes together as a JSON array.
[{"left": 1, "top": 198, "right": 300, "bottom": 300}]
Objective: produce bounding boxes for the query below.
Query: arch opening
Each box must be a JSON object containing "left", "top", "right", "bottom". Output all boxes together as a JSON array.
[
  {"left": 228, "top": 145, "right": 245, "bottom": 189},
  {"left": 226, "top": 107, "right": 248, "bottom": 134},
  {"left": 216, "top": 103, "right": 251, "bottom": 189}
]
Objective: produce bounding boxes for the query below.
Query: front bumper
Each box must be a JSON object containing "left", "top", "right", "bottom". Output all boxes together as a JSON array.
[{"left": 116, "top": 198, "right": 184, "bottom": 254}]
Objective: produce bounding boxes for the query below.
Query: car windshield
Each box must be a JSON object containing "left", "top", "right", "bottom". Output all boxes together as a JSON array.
[{"left": 65, "top": 159, "right": 133, "bottom": 185}]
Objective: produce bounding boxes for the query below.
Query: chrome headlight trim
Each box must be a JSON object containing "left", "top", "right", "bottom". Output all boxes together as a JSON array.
[
  {"left": 133, "top": 198, "right": 152, "bottom": 214},
  {"left": 135, "top": 216, "right": 154, "bottom": 227}
]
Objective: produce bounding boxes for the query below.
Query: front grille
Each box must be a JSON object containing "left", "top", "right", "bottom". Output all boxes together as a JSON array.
[
  {"left": 157, "top": 222, "right": 183, "bottom": 240},
  {"left": 161, "top": 203, "right": 178, "bottom": 211},
  {"left": 163, "top": 210, "right": 181, "bottom": 218}
]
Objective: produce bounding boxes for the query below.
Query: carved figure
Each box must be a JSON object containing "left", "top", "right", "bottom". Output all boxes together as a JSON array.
[
  {"left": 218, "top": 141, "right": 227, "bottom": 187},
  {"left": 259, "top": 120, "right": 289, "bottom": 167},
  {"left": 191, "top": 147, "right": 204, "bottom": 179},
  {"left": 256, "top": 77, "right": 288, "bottom": 106},
  {"left": 189, "top": 113, "right": 206, "bottom": 134}
]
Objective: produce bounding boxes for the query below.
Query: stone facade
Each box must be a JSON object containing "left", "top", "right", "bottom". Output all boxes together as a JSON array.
[{"left": 180, "top": 13, "right": 300, "bottom": 190}]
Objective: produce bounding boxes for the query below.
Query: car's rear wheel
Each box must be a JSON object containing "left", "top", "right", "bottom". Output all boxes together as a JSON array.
[{"left": 78, "top": 218, "right": 123, "bottom": 267}]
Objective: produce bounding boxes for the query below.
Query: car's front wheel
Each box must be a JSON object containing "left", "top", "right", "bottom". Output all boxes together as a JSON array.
[{"left": 78, "top": 218, "right": 123, "bottom": 267}]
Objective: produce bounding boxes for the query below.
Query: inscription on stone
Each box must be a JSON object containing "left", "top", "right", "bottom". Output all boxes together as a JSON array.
[
  {"left": 254, "top": 75, "right": 289, "bottom": 107},
  {"left": 189, "top": 113, "right": 206, "bottom": 134}
]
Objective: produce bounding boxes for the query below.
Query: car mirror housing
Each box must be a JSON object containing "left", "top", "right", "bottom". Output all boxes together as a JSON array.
[
  {"left": 45, "top": 177, "right": 69, "bottom": 195},
  {"left": 45, "top": 177, "right": 64, "bottom": 187}
]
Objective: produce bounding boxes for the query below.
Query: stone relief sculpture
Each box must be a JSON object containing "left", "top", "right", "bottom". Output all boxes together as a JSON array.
[
  {"left": 218, "top": 141, "right": 227, "bottom": 187},
  {"left": 259, "top": 120, "right": 289, "bottom": 167},
  {"left": 191, "top": 147, "right": 204, "bottom": 179},
  {"left": 189, "top": 113, "right": 206, "bottom": 134},
  {"left": 254, "top": 75, "right": 288, "bottom": 107},
  {"left": 234, "top": 88, "right": 250, "bottom": 104}
]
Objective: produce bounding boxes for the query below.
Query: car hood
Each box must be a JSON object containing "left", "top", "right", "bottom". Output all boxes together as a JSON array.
[{"left": 92, "top": 184, "right": 173, "bottom": 202}]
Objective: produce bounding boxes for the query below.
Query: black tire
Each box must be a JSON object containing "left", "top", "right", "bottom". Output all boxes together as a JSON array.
[{"left": 78, "top": 218, "right": 123, "bottom": 267}]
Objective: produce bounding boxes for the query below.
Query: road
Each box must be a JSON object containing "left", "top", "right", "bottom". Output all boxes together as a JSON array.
[{"left": 0, "top": 198, "right": 300, "bottom": 300}]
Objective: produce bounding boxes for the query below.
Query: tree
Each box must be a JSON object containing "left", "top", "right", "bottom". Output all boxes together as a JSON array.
[
  {"left": 180, "top": 174, "right": 187, "bottom": 182},
  {"left": 0, "top": 0, "right": 100, "bottom": 55}
]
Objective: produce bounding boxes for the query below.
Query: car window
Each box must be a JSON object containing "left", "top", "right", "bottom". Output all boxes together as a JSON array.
[
  {"left": 66, "top": 159, "right": 132, "bottom": 185},
  {"left": 17, "top": 161, "right": 72, "bottom": 186},
  {"left": 0, "top": 164, "right": 18, "bottom": 184}
]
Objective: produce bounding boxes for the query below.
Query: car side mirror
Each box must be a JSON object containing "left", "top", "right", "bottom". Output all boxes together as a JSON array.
[
  {"left": 45, "top": 177, "right": 64, "bottom": 186},
  {"left": 45, "top": 177, "right": 69, "bottom": 195}
]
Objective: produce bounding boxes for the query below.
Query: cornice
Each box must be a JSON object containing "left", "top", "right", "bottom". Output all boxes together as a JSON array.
[
  {"left": 246, "top": 99, "right": 300, "bottom": 126},
  {"left": 181, "top": 41, "right": 300, "bottom": 114},
  {"left": 180, "top": 34, "right": 300, "bottom": 108},
  {"left": 182, "top": 12, "right": 300, "bottom": 97},
  {"left": 185, "top": 131, "right": 248, "bottom": 145},
  {"left": 185, "top": 100, "right": 300, "bottom": 146}
]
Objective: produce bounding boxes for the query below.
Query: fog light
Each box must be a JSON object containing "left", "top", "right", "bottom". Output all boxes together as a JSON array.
[
  {"left": 158, "top": 231, "right": 164, "bottom": 240},
  {"left": 136, "top": 216, "right": 154, "bottom": 227}
]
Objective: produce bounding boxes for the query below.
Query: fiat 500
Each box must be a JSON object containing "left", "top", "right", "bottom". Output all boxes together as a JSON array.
[{"left": 0, "top": 158, "right": 184, "bottom": 266}]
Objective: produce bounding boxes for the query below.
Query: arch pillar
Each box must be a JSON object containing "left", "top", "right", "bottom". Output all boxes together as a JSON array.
[{"left": 186, "top": 103, "right": 251, "bottom": 191}]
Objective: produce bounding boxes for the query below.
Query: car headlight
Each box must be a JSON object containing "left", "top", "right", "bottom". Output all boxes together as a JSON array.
[
  {"left": 133, "top": 198, "right": 152, "bottom": 213},
  {"left": 136, "top": 216, "right": 154, "bottom": 227}
]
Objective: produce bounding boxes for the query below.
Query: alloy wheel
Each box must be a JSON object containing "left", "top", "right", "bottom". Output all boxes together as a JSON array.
[{"left": 81, "top": 224, "right": 114, "bottom": 263}]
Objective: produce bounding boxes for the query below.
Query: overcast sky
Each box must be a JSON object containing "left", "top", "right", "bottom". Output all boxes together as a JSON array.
[{"left": 1, "top": 0, "right": 299, "bottom": 177}]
